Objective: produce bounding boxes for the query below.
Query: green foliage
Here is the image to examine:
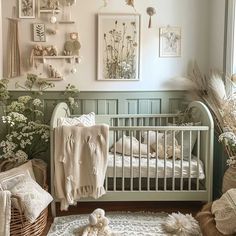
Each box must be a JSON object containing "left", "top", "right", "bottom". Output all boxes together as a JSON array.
[{"left": 0, "top": 74, "right": 79, "bottom": 163}]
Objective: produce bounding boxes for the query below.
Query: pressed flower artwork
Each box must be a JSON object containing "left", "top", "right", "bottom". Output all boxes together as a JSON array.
[
  {"left": 19, "top": 0, "right": 35, "bottom": 18},
  {"left": 97, "top": 14, "right": 141, "bottom": 80}
]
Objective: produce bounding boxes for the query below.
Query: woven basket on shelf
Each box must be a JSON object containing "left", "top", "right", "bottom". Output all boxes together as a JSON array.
[{"left": 0, "top": 159, "right": 49, "bottom": 236}]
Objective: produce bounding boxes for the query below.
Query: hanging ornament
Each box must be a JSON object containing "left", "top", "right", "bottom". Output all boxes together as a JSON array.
[
  {"left": 50, "top": 10, "right": 57, "bottom": 24},
  {"left": 146, "top": 7, "right": 156, "bottom": 28},
  {"left": 126, "top": 0, "right": 134, "bottom": 7}
]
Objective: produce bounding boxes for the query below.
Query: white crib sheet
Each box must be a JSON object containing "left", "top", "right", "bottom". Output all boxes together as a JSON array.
[{"left": 106, "top": 153, "right": 205, "bottom": 179}]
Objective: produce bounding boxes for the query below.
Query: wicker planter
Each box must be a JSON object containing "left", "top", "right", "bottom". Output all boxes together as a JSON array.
[
  {"left": 222, "top": 165, "right": 236, "bottom": 193},
  {"left": 0, "top": 159, "right": 49, "bottom": 236},
  {"left": 10, "top": 195, "right": 48, "bottom": 236}
]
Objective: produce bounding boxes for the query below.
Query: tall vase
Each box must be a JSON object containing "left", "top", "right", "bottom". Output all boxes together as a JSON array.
[{"left": 222, "top": 165, "right": 236, "bottom": 193}]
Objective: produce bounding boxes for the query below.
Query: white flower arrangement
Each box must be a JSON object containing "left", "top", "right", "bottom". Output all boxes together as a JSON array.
[{"left": 0, "top": 74, "right": 79, "bottom": 163}]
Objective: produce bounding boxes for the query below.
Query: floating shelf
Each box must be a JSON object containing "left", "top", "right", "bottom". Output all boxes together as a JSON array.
[
  {"left": 39, "top": 9, "right": 60, "bottom": 13},
  {"left": 41, "top": 77, "right": 63, "bottom": 81},
  {"left": 58, "top": 21, "right": 75, "bottom": 24},
  {"left": 38, "top": 8, "right": 60, "bottom": 17},
  {"left": 33, "top": 56, "right": 78, "bottom": 59},
  {"left": 33, "top": 55, "right": 79, "bottom": 63}
]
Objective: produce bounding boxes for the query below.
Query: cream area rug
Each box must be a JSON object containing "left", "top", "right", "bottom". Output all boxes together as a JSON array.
[{"left": 47, "top": 211, "right": 171, "bottom": 236}]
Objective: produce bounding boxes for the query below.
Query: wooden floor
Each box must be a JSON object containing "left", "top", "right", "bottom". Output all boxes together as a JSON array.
[{"left": 43, "top": 201, "right": 204, "bottom": 235}]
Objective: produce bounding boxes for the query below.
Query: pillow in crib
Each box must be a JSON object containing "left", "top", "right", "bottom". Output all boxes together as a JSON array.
[
  {"left": 154, "top": 144, "right": 181, "bottom": 159},
  {"left": 57, "top": 112, "right": 95, "bottom": 127},
  {"left": 150, "top": 132, "right": 178, "bottom": 149},
  {"left": 111, "top": 135, "right": 152, "bottom": 157},
  {"left": 167, "top": 122, "right": 201, "bottom": 158},
  {"left": 10, "top": 175, "right": 53, "bottom": 223},
  {"left": 175, "top": 122, "right": 201, "bottom": 158},
  {"left": 150, "top": 133, "right": 181, "bottom": 159},
  {"left": 0, "top": 161, "right": 36, "bottom": 190},
  {"left": 142, "top": 131, "right": 164, "bottom": 145}
]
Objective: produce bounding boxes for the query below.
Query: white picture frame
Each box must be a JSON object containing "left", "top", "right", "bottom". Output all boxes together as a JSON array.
[
  {"left": 97, "top": 13, "right": 141, "bottom": 81},
  {"left": 33, "top": 23, "right": 46, "bottom": 42},
  {"left": 159, "top": 26, "right": 181, "bottom": 57},
  {"left": 19, "top": 0, "right": 36, "bottom": 19}
]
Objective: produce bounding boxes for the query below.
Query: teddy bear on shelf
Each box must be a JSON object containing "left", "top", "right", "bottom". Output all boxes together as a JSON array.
[{"left": 80, "top": 208, "right": 114, "bottom": 236}]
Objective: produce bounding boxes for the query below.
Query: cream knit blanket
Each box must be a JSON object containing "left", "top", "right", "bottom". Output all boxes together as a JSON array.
[
  {"left": 54, "top": 124, "right": 109, "bottom": 211},
  {"left": 0, "top": 191, "right": 11, "bottom": 236}
]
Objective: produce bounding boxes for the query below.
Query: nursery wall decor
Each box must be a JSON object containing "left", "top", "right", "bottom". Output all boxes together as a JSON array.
[
  {"left": 97, "top": 13, "right": 141, "bottom": 80},
  {"left": 19, "top": 0, "right": 36, "bottom": 18},
  {"left": 33, "top": 23, "right": 46, "bottom": 42},
  {"left": 146, "top": 7, "right": 156, "bottom": 28},
  {"left": 159, "top": 26, "right": 181, "bottom": 57},
  {"left": 7, "top": 18, "right": 21, "bottom": 78}
]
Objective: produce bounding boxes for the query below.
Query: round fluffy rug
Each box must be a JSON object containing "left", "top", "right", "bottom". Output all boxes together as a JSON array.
[{"left": 47, "top": 211, "right": 170, "bottom": 236}]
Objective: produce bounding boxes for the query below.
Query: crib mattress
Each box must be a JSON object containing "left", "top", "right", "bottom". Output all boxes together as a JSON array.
[{"left": 106, "top": 153, "right": 205, "bottom": 179}]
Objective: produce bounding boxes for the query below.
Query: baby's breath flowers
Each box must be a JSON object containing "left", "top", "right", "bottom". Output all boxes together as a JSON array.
[
  {"left": 0, "top": 74, "right": 79, "bottom": 163},
  {"left": 0, "top": 74, "right": 53, "bottom": 162}
]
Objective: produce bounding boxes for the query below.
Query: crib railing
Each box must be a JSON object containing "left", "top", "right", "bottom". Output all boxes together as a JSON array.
[{"left": 105, "top": 126, "right": 209, "bottom": 193}]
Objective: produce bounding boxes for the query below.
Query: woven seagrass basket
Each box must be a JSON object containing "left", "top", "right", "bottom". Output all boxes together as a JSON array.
[
  {"left": 0, "top": 159, "right": 48, "bottom": 236},
  {"left": 10, "top": 195, "right": 48, "bottom": 236}
]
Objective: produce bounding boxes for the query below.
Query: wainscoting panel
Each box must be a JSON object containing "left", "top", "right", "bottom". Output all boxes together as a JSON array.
[
  {"left": 4, "top": 91, "right": 186, "bottom": 124},
  {"left": 0, "top": 90, "right": 186, "bottom": 145}
]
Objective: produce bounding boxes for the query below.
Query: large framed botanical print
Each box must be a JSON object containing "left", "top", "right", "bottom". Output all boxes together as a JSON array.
[{"left": 97, "top": 13, "right": 141, "bottom": 81}]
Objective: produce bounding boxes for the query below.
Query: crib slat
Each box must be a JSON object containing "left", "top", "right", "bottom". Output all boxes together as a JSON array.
[
  {"left": 197, "top": 131, "right": 200, "bottom": 191},
  {"left": 180, "top": 131, "right": 184, "bottom": 191},
  {"left": 122, "top": 130, "right": 125, "bottom": 191},
  {"left": 172, "top": 131, "right": 176, "bottom": 191},
  {"left": 139, "top": 131, "right": 142, "bottom": 191},
  {"left": 130, "top": 131, "right": 133, "bottom": 191},
  {"left": 113, "top": 130, "right": 117, "bottom": 191},
  {"left": 155, "top": 131, "right": 159, "bottom": 191},
  {"left": 147, "top": 131, "right": 150, "bottom": 191},
  {"left": 164, "top": 131, "right": 167, "bottom": 191},
  {"left": 188, "top": 131, "right": 192, "bottom": 191}
]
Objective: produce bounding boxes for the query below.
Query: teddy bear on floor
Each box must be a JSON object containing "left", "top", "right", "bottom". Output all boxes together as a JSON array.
[{"left": 81, "top": 208, "right": 114, "bottom": 236}]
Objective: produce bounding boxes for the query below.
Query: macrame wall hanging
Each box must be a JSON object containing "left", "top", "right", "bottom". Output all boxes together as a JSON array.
[{"left": 7, "top": 8, "right": 21, "bottom": 78}]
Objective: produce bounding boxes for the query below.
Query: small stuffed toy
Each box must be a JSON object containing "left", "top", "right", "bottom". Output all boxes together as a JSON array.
[{"left": 81, "top": 208, "right": 114, "bottom": 236}]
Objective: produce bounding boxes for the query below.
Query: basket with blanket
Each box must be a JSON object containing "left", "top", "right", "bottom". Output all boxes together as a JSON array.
[{"left": 0, "top": 159, "right": 53, "bottom": 236}]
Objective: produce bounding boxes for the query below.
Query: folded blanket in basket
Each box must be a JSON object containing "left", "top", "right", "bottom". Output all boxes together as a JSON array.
[
  {"left": 0, "top": 190, "right": 11, "bottom": 236},
  {"left": 54, "top": 124, "right": 109, "bottom": 211}
]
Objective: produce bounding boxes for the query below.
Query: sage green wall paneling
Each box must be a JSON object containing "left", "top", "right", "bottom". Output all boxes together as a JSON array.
[
  {"left": 7, "top": 90, "right": 186, "bottom": 119},
  {"left": 96, "top": 99, "right": 118, "bottom": 115},
  {"left": 127, "top": 100, "right": 138, "bottom": 114},
  {"left": 82, "top": 100, "right": 98, "bottom": 114},
  {"left": 106, "top": 100, "right": 118, "bottom": 114},
  {"left": 169, "top": 98, "right": 187, "bottom": 113},
  {"left": 44, "top": 99, "right": 58, "bottom": 124}
]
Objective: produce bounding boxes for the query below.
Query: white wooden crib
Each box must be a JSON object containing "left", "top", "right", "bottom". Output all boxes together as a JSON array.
[{"left": 50, "top": 101, "right": 214, "bottom": 217}]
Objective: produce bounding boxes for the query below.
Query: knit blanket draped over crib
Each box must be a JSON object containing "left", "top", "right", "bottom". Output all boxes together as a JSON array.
[{"left": 54, "top": 124, "right": 109, "bottom": 211}]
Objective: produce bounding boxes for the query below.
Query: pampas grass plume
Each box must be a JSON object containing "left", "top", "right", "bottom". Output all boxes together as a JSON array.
[{"left": 163, "top": 212, "right": 202, "bottom": 236}]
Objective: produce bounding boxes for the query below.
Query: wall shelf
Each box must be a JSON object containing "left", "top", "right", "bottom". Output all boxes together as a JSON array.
[
  {"left": 58, "top": 21, "right": 75, "bottom": 24},
  {"left": 33, "top": 55, "right": 79, "bottom": 63},
  {"left": 39, "top": 9, "right": 60, "bottom": 13},
  {"left": 41, "top": 77, "right": 63, "bottom": 81},
  {"left": 38, "top": 8, "right": 61, "bottom": 18}
]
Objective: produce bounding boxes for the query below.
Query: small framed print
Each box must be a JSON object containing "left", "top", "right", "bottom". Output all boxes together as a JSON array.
[
  {"left": 19, "top": 0, "right": 36, "bottom": 19},
  {"left": 159, "top": 26, "right": 181, "bottom": 57},
  {"left": 33, "top": 23, "right": 46, "bottom": 42}
]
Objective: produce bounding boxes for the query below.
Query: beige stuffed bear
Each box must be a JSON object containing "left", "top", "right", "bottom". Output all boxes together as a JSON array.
[{"left": 81, "top": 208, "right": 114, "bottom": 236}]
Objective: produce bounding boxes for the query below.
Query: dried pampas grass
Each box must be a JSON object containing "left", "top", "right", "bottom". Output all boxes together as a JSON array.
[{"left": 162, "top": 212, "right": 202, "bottom": 236}]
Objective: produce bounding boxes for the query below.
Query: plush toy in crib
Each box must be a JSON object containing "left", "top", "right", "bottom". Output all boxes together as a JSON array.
[{"left": 80, "top": 208, "right": 114, "bottom": 236}]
